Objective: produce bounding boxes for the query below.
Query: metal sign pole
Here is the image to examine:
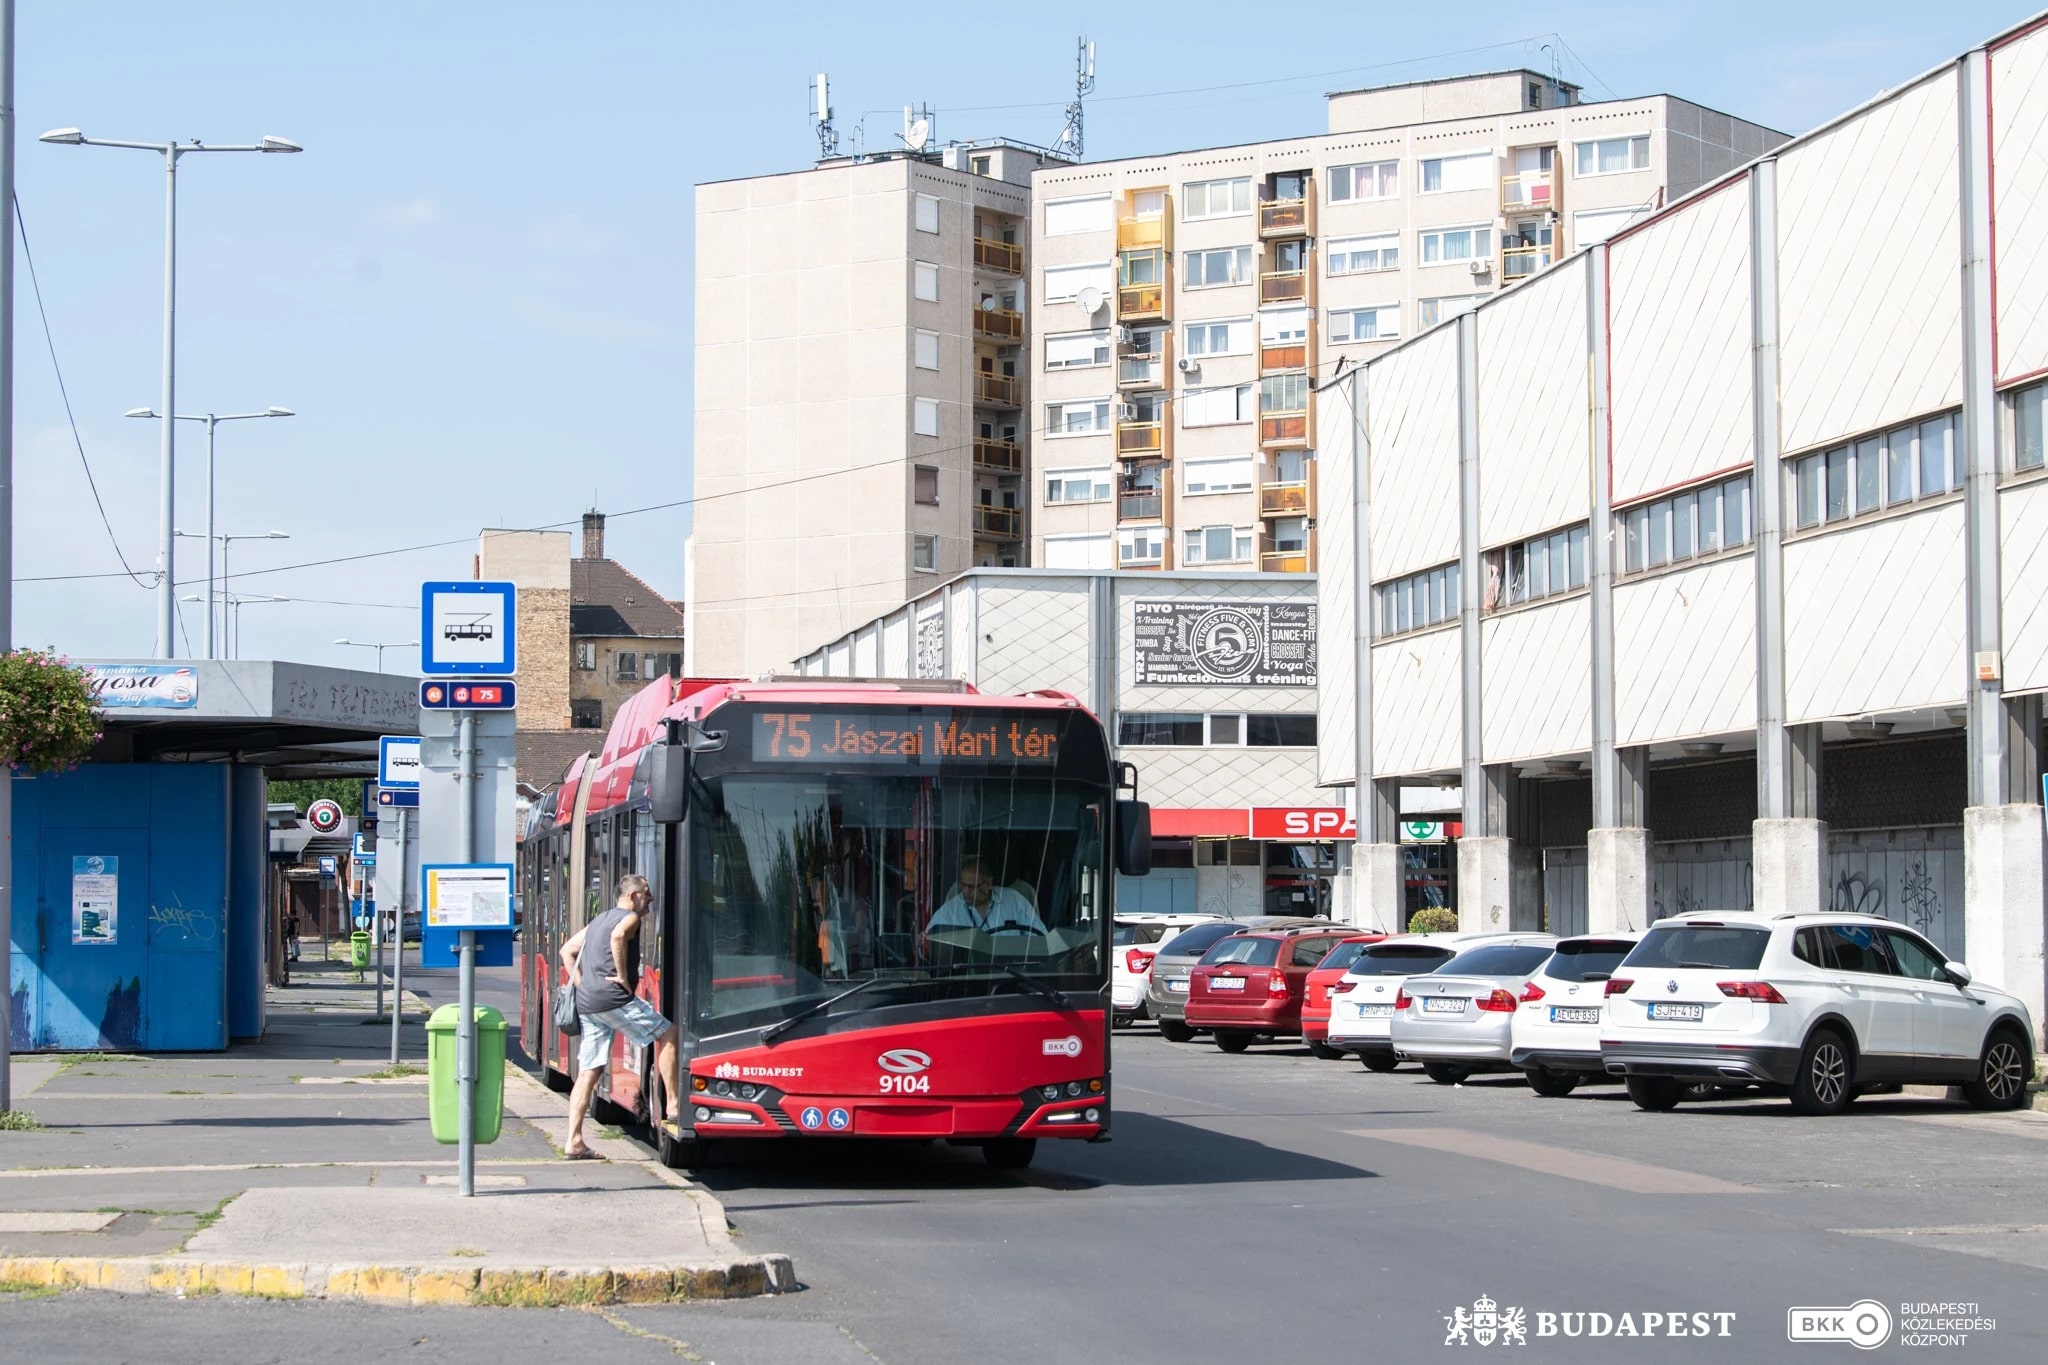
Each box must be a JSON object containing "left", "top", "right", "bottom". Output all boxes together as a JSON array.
[
  {"left": 390, "top": 807, "right": 406, "bottom": 1066},
  {"left": 373, "top": 862, "right": 385, "bottom": 1020},
  {"left": 456, "top": 707, "right": 477, "bottom": 1197}
]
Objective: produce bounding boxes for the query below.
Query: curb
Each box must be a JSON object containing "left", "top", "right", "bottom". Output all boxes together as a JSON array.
[{"left": 0, "top": 1253, "right": 798, "bottom": 1305}]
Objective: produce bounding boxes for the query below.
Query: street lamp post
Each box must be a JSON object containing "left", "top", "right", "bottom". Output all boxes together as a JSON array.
[
  {"left": 177, "top": 529, "right": 287, "bottom": 649},
  {"left": 335, "top": 638, "right": 419, "bottom": 673},
  {"left": 39, "top": 125, "right": 301, "bottom": 657},
  {"left": 182, "top": 591, "right": 288, "bottom": 659},
  {"left": 132, "top": 405, "right": 292, "bottom": 658}
]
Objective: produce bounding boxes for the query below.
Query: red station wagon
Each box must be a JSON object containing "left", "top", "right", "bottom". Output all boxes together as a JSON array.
[
  {"left": 1186, "top": 928, "right": 1360, "bottom": 1053},
  {"left": 1300, "top": 935, "right": 1388, "bottom": 1058}
]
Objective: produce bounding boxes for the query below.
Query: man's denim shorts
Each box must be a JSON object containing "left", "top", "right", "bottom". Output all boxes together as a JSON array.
[{"left": 577, "top": 996, "right": 673, "bottom": 1073}]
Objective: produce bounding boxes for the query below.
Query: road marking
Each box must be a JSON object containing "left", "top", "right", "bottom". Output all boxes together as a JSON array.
[
  {"left": 1346, "top": 1127, "right": 1756, "bottom": 1194},
  {"left": 0, "top": 1211, "right": 121, "bottom": 1232}
]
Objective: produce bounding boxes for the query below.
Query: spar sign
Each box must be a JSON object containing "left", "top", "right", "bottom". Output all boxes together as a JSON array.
[{"left": 1250, "top": 807, "right": 1355, "bottom": 840}]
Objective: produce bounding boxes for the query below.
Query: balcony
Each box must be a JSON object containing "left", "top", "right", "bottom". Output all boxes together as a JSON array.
[
  {"left": 1259, "top": 474, "right": 1315, "bottom": 518},
  {"left": 974, "top": 307, "right": 1024, "bottom": 342},
  {"left": 1118, "top": 332, "right": 1172, "bottom": 389},
  {"left": 973, "top": 236, "right": 1022, "bottom": 275},
  {"left": 973, "top": 437, "right": 1023, "bottom": 475},
  {"left": 1118, "top": 248, "right": 1170, "bottom": 322},
  {"left": 1117, "top": 214, "right": 1171, "bottom": 252},
  {"left": 1260, "top": 335, "right": 1312, "bottom": 375},
  {"left": 1116, "top": 420, "right": 1165, "bottom": 458},
  {"left": 973, "top": 505, "right": 1022, "bottom": 540},
  {"left": 1118, "top": 490, "right": 1164, "bottom": 522},
  {"left": 974, "top": 372, "right": 1021, "bottom": 408},
  {"left": 1258, "top": 269, "right": 1312, "bottom": 307},
  {"left": 1500, "top": 169, "right": 1558, "bottom": 214},
  {"left": 1259, "top": 397, "right": 1312, "bottom": 450},
  {"left": 1259, "top": 195, "right": 1314, "bottom": 239},
  {"left": 1260, "top": 550, "right": 1310, "bottom": 573},
  {"left": 1501, "top": 244, "right": 1555, "bottom": 282}
]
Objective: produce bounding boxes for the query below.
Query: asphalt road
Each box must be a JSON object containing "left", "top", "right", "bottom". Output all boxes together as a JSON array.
[{"left": 7, "top": 1022, "right": 2047, "bottom": 1363}]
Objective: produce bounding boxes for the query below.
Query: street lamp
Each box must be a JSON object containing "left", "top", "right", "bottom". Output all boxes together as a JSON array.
[
  {"left": 183, "top": 591, "right": 289, "bottom": 659},
  {"left": 177, "top": 530, "right": 288, "bottom": 641},
  {"left": 41, "top": 125, "right": 302, "bottom": 657},
  {"left": 131, "top": 404, "right": 293, "bottom": 658},
  {"left": 335, "top": 638, "right": 420, "bottom": 673}
]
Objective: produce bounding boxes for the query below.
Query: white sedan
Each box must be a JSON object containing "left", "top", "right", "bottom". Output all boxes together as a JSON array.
[{"left": 1508, "top": 931, "right": 1643, "bottom": 1096}]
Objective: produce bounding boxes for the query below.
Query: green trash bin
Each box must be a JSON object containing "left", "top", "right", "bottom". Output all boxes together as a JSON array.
[
  {"left": 349, "top": 931, "right": 371, "bottom": 969},
  {"left": 426, "top": 1004, "right": 506, "bottom": 1145}
]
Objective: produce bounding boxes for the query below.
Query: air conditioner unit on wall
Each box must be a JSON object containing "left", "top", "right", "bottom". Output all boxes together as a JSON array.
[
  {"left": 1177, "top": 356, "right": 1200, "bottom": 374},
  {"left": 1469, "top": 258, "right": 1492, "bottom": 276},
  {"left": 1113, "top": 325, "right": 1132, "bottom": 344}
]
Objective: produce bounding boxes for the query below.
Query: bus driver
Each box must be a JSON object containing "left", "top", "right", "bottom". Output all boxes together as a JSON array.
[{"left": 928, "top": 856, "right": 1048, "bottom": 936}]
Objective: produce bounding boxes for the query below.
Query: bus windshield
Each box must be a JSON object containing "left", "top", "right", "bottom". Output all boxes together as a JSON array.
[{"left": 692, "top": 771, "right": 1107, "bottom": 1027}]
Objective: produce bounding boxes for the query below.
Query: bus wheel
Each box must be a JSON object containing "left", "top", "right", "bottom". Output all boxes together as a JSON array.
[
  {"left": 658, "top": 1122, "right": 711, "bottom": 1171},
  {"left": 984, "top": 1138, "right": 1036, "bottom": 1171},
  {"left": 542, "top": 1066, "right": 572, "bottom": 1094}
]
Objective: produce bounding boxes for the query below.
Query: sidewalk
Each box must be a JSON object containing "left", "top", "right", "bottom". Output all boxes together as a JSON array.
[{"left": 0, "top": 958, "right": 792, "bottom": 1305}]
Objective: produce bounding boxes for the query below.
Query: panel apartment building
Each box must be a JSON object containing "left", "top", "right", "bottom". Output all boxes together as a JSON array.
[
  {"left": 690, "top": 142, "right": 1061, "bottom": 679},
  {"left": 1029, "top": 71, "right": 1784, "bottom": 577}
]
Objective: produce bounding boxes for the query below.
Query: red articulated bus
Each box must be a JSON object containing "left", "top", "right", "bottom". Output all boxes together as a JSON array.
[{"left": 518, "top": 675, "right": 1151, "bottom": 1171}]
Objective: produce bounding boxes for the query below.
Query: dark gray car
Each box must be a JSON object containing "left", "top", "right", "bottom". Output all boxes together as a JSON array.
[{"left": 1147, "top": 915, "right": 1328, "bottom": 1041}]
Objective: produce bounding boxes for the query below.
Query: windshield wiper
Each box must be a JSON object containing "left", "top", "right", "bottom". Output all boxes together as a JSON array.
[
  {"left": 760, "top": 977, "right": 891, "bottom": 1045},
  {"left": 995, "top": 964, "right": 1070, "bottom": 1008}
]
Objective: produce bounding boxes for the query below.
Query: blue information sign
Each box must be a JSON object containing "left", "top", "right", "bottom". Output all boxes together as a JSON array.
[
  {"left": 420, "top": 580, "right": 518, "bottom": 677},
  {"left": 379, "top": 736, "right": 423, "bottom": 789}
]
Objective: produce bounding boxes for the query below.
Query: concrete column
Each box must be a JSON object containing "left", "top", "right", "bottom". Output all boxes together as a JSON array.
[
  {"left": 1755, "top": 817, "right": 1827, "bottom": 918},
  {"left": 1588, "top": 827, "right": 1651, "bottom": 933},
  {"left": 1964, "top": 806, "right": 2047, "bottom": 1044},
  {"left": 1457, "top": 837, "right": 1514, "bottom": 935},
  {"left": 1359, "top": 842, "right": 1406, "bottom": 933}
]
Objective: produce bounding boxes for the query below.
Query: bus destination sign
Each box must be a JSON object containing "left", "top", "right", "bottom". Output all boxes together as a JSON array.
[{"left": 751, "top": 710, "right": 1063, "bottom": 765}]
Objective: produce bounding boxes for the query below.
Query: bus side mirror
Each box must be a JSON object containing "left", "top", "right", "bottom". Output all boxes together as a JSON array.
[
  {"left": 1115, "top": 799, "right": 1152, "bottom": 877},
  {"left": 649, "top": 745, "right": 690, "bottom": 825}
]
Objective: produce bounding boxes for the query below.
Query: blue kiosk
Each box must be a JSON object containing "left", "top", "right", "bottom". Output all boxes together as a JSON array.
[{"left": 8, "top": 660, "right": 419, "bottom": 1052}]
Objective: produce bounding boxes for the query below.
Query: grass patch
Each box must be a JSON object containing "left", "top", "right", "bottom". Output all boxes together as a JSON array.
[
  {"left": 360, "top": 1064, "right": 426, "bottom": 1080},
  {"left": 59, "top": 1052, "right": 139, "bottom": 1066},
  {"left": 450, "top": 1247, "right": 486, "bottom": 1258},
  {"left": 165, "top": 1089, "right": 201, "bottom": 1096},
  {"left": 0, "top": 1279, "right": 61, "bottom": 1301},
  {"left": 597, "top": 1126, "right": 623, "bottom": 1140},
  {"left": 471, "top": 1277, "right": 611, "bottom": 1309},
  {"left": 0, "top": 1110, "right": 42, "bottom": 1132},
  {"left": 181, "top": 1284, "right": 221, "bottom": 1298},
  {"left": 95, "top": 1207, "right": 192, "bottom": 1218},
  {"left": 177, "top": 1195, "right": 236, "bottom": 1247}
]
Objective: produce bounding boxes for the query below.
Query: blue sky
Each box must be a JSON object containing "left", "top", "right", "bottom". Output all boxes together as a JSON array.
[{"left": 8, "top": 0, "right": 2035, "bottom": 668}]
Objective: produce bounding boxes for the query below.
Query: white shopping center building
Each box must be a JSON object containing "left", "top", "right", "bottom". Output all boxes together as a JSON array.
[{"left": 1316, "top": 14, "right": 2048, "bottom": 1038}]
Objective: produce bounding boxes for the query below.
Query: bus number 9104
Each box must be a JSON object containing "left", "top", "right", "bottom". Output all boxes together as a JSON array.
[{"left": 878, "top": 1073, "right": 932, "bottom": 1095}]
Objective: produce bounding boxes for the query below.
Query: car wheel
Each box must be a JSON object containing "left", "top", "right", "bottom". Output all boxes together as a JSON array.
[
  {"left": 1682, "top": 1081, "right": 1722, "bottom": 1101},
  {"left": 1790, "top": 1027, "right": 1855, "bottom": 1116},
  {"left": 1360, "top": 1051, "right": 1399, "bottom": 1073},
  {"left": 1157, "top": 1019, "right": 1196, "bottom": 1043},
  {"left": 1524, "top": 1067, "right": 1579, "bottom": 1098},
  {"left": 984, "top": 1138, "right": 1037, "bottom": 1170},
  {"left": 1963, "top": 1029, "right": 2031, "bottom": 1111},
  {"left": 1214, "top": 1030, "right": 1254, "bottom": 1054},
  {"left": 1112, "top": 1014, "right": 1133, "bottom": 1030},
  {"left": 1307, "top": 1041, "right": 1345, "bottom": 1060},
  {"left": 1422, "top": 1063, "right": 1470, "bottom": 1086},
  {"left": 1626, "top": 1075, "right": 1684, "bottom": 1111}
]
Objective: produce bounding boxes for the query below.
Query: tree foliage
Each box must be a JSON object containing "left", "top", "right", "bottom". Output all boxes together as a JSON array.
[{"left": 269, "top": 777, "right": 361, "bottom": 817}]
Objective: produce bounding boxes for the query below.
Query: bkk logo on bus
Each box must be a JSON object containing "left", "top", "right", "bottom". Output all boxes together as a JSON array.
[{"left": 877, "top": 1048, "right": 933, "bottom": 1094}]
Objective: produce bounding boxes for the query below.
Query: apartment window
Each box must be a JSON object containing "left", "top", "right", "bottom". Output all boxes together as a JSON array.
[
  {"left": 615, "top": 651, "right": 638, "bottom": 681},
  {"left": 1183, "top": 177, "right": 1252, "bottom": 219},
  {"left": 1330, "top": 305, "right": 1400, "bottom": 343},
  {"left": 1420, "top": 223, "right": 1493, "bottom": 264},
  {"left": 914, "top": 261, "right": 939, "bottom": 302},
  {"left": 1260, "top": 372, "right": 1309, "bottom": 415},
  {"left": 2013, "top": 380, "right": 2047, "bottom": 472},
  {"left": 1119, "top": 711, "right": 1315, "bottom": 746},
  {"left": 913, "top": 535, "right": 939, "bottom": 572},
  {"left": 914, "top": 330, "right": 940, "bottom": 370},
  {"left": 1044, "top": 194, "right": 1111, "bottom": 235},
  {"left": 645, "top": 652, "right": 682, "bottom": 680},
  {"left": 574, "top": 641, "right": 596, "bottom": 671},
  {"left": 1790, "top": 412, "right": 1959, "bottom": 530},
  {"left": 970, "top": 154, "right": 992, "bottom": 177},
  {"left": 1528, "top": 81, "right": 1544, "bottom": 109},
  {"left": 1043, "top": 533, "right": 1112, "bottom": 569},
  {"left": 571, "top": 699, "right": 603, "bottom": 729},
  {"left": 1573, "top": 205, "right": 1646, "bottom": 247},
  {"left": 1375, "top": 561, "right": 1461, "bottom": 638},
  {"left": 1246, "top": 714, "right": 1317, "bottom": 747},
  {"left": 1185, "top": 318, "right": 1250, "bottom": 356},
  {"left": 1271, "top": 515, "right": 1309, "bottom": 554},
  {"left": 1259, "top": 307, "right": 1309, "bottom": 345},
  {"left": 915, "top": 193, "right": 940, "bottom": 233},
  {"left": 1328, "top": 232, "right": 1399, "bottom": 275},
  {"left": 1043, "top": 466, "right": 1111, "bottom": 504},
  {"left": 1185, "top": 246, "right": 1254, "bottom": 288},
  {"left": 1620, "top": 473, "right": 1753, "bottom": 574},
  {"left": 1118, "top": 712, "right": 1204, "bottom": 745},
  {"left": 1328, "top": 160, "right": 1398, "bottom": 202},
  {"left": 913, "top": 465, "right": 940, "bottom": 505},
  {"left": 1574, "top": 135, "right": 1651, "bottom": 177},
  {"left": 1043, "top": 329, "right": 1111, "bottom": 371},
  {"left": 1183, "top": 384, "right": 1255, "bottom": 427},
  {"left": 1183, "top": 525, "right": 1254, "bottom": 565},
  {"left": 1046, "top": 399, "right": 1112, "bottom": 436},
  {"left": 1185, "top": 456, "right": 1255, "bottom": 495},
  {"left": 1043, "top": 261, "right": 1113, "bottom": 303},
  {"left": 1483, "top": 525, "right": 1589, "bottom": 609},
  {"left": 1119, "top": 526, "right": 1166, "bottom": 566},
  {"left": 1420, "top": 152, "right": 1493, "bottom": 194},
  {"left": 913, "top": 397, "right": 941, "bottom": 437},
  {"left": 1420, "top": 295, "right": 1485, "bottom": 328}
]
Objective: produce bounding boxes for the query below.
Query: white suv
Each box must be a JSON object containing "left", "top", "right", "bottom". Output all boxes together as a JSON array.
[
  {"left": 1112, "top": 914, "right": 1226, "bottom": 1024},
  {"left": 1601, "top": 911, "right": 2037, "bottom": 1115}
]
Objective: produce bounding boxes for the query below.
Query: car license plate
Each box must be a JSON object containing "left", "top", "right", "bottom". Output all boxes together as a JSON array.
[
  {"left": 1209, "top": 977, "right": 1245, "bottom": 991},
  {"left": 1167, "top": 979, "right": 1188, "bottom": 993},
  {"left": 1549, "top": 1006, "right": 1601, "bottom": 1024},
  {"left": 1422, "top": 997, "right": 1465, "bottom": 1014},
  {"left": 1359, "top": 1004, "right": 1393, "bottom": 1018},
  {"left": 1648, "top": 1002, "right": 1705, "bottom": 1021}
]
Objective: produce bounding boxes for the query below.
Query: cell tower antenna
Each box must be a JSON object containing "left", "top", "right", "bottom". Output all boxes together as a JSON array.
[
  {"left": 1055, "top": 36, "right": 1095, "bottom": 160},
  {"left": 811, "top": 72, "right": 839, "bottom": 158}
]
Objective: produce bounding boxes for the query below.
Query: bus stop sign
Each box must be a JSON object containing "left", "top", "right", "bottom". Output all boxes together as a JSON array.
[{"left": 420, "top": 581, "right": 517, "bottom": 676}]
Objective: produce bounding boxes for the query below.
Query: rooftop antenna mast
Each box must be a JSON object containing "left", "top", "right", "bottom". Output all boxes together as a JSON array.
[
  {"left": 900, "top": 103, "right": 934, "bottom": 153},
  {"left": 1056, "top": 36, "right": 1095, "bottom": 159},
  {"left": 811, "top": 72, "right": 839, "bottom": 158}
]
